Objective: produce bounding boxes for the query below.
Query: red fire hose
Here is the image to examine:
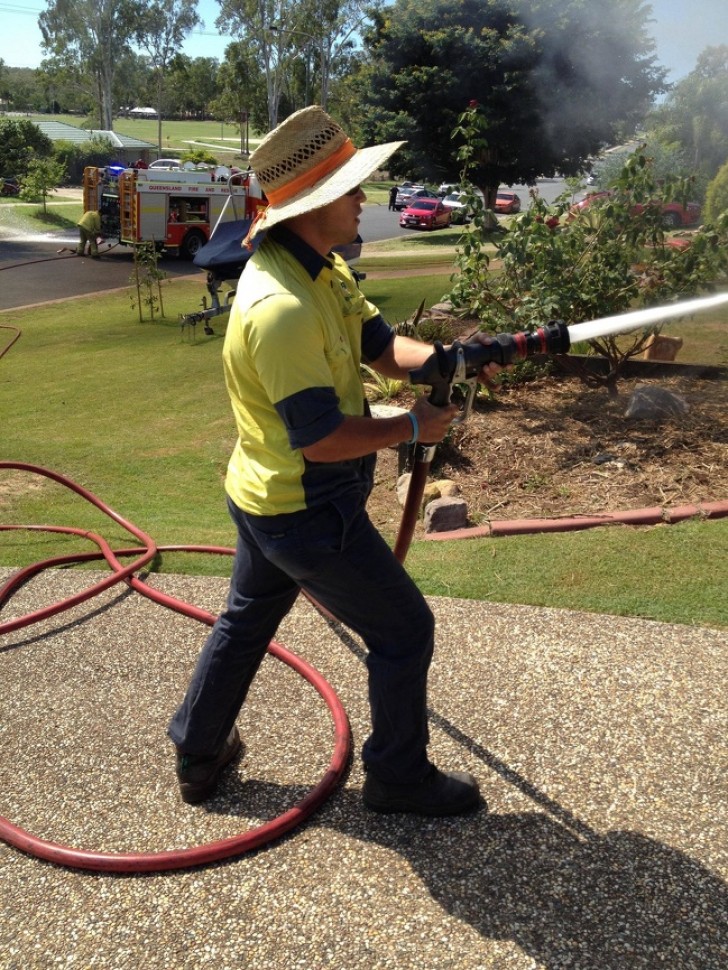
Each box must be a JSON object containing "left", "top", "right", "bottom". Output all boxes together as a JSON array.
[{"left": 0, "top": 462, "right": 352, "bottom": 872}]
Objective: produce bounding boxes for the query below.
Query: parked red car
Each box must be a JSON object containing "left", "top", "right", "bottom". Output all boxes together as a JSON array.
[
  {"left": 494, "top": 190, "right": 521, "bottom": 214},
  {"left": 399, "top": 197, "right": 452, "bottom": 230},
  {"left": 1, "top": 177, "right": 20, "bottom": 197},
  {"left": 570, "top": 191, "right": 701, "bottom": 228}
]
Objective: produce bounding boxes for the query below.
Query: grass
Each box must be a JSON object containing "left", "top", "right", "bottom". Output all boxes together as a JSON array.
[{"left": 1, "top": 270, "right": 726, "bottom": 629}]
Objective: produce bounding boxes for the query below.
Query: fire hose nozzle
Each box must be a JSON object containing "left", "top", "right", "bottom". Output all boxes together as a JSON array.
[{"left": 409, "top": 320, "right": 571, "bottom": 414}]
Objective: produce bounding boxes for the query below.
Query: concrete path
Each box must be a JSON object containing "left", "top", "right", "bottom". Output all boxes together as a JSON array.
[{"left": 1, "top": 567, "right": 726, "bottom": 969}]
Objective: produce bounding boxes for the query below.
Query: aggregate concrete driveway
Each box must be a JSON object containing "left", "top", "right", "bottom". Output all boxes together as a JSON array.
[{"left": 1, "top": 567, "right": 726, "bottom": 969}]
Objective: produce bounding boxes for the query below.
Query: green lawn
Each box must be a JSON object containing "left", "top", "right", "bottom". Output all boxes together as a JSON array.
[{"left": 1, "top": 273, "right": 726, "bottom": 629}]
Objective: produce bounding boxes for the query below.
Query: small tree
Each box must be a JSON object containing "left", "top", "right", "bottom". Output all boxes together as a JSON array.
[
  {"left": 130, "top": 242, "right": 167, "bottom": 322},
  {"left": 0, "top": 118, "right": 53, "bottom": 179},
  {"left": 447, "top": 104, "right": 728, "bottom": 394},
  {"left": 19, "top": 157, "right": 67, "bottom": 216}
]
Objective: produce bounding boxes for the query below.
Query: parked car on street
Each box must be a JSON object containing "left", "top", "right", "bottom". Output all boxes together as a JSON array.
[
  {"left": 394, "top": 182, "right": 426, "bottom": 210},
  {"left": 494, "top": 190, "right": 521, "bottom": 214},
  {"left": 1, "top": 177, "right": 20, "bottom": 196},
  {"left": 440, "top": 188, "right": 485, "bottom": 223},
  {"left": 148, "top": 158, "right": 182, "bottom": 170},
  {"left": 399, "top": 197, "right": 453, "bottom": 230},
  {"left": 569, "top": 191, "right": 701, "bottom": 228},
  {"left": 438, "top": 180, "right": 458, "bottom": 196}
]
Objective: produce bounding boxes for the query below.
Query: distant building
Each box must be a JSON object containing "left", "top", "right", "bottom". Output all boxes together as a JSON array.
[{"left": 32, "top": 120, "right": 156, "bottom": 174}]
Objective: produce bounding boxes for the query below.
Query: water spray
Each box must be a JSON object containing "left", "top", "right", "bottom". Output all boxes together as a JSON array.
[
  {"left": 568, "top": 292, "right": 728, "bottom": 344},
  {"left": 409, "top": 292, "right": 728, "bottom": 425},
  {"left": 393, "top": 291, "right": 728, "bottom": 562}
]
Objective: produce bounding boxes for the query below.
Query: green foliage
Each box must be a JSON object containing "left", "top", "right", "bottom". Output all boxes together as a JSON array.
[
  {"left": 18, "top": 156, "right": 67, "bottom": 213},
  {"left": 360, "top": 364, "right": 406, "bottom": 403},
  {"left": 588, "top": 141, "right": 692, "bottom": 193},
  {"left": 356, "top": 0, "right": 667, "bottom": 190},
  {"left": 448, "top": 112, "right": 728, "bottom": 391},
  {"left": 647, "top": 45, "right": 728, "bottom": 185},
  {"left": 51, "top": 136, "right": 116, "bottom": 182},
  {"left": 704, "top": 160, "right": 728, "bottom": 222},
  {"left": 180, "top": 148, "right": 219, "bottom": 166},
  {"left": 129, "top": 243, "right": 168, "bottom": 322},
  {"left": 0, "top": 118, "right": 53, "bottom": 178}
]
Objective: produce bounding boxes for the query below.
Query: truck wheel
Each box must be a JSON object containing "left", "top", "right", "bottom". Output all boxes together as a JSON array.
[
  {"left": 180, "top": 229, "right": 206, "bottom": 260},
  {"left": 662, "top": 211, "right": 681, "bottom": 229}
]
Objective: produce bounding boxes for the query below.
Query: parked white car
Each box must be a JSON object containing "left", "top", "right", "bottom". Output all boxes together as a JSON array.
[
  {"left": 148, "top": 158, "right": 182, "bottom": 170},
  {"left": 441, "top": 188, "right": 485, "bottom": 222}
]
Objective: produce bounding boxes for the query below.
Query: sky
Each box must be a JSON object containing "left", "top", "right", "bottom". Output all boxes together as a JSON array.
[{"left": 0, "top": 0, "right": 726, "bottom": 85}]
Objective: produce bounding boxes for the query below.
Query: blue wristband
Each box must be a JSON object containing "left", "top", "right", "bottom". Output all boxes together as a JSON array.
[{"left": 407, "top": 411, "right": 419, "bottom": 444}]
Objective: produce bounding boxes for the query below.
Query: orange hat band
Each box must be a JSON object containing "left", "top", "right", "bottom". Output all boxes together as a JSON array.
[{"left": 265, "top": 138, "right": 357, "bottom": 206}]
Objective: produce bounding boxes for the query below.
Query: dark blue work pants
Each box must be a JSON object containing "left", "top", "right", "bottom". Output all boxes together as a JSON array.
[{"left": 168, "top": 495, "right": 435, "bottom": 784}]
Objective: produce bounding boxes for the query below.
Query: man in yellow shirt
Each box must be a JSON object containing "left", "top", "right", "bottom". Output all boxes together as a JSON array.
[
  {"left": 76, "top": 209, "right": 102, "bottom": 257},
  {"left": 168, "top": 106, "right": 502, "bottom": 815}
]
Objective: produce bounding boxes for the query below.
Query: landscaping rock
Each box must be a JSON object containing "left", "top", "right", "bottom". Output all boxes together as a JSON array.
[
  {"left": 625, "top": 384, "right": 689, "bottom": 420},
  {"left": 423, "top": 496, "right": 469, "bottom": 533}
]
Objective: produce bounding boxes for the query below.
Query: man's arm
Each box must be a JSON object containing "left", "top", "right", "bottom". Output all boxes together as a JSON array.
[
  {"left": 302, "top": 333, "right": 506, "bottom": 463},
  {"left": 301, "top": 398, "right": 457, "bottom": 462},
  {"left": 368, "top": 334, "right": 436, "bottom": 381}
]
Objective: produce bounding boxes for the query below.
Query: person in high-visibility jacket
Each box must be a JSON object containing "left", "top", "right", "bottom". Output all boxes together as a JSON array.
[{"left": 76, "top": 210, "right": 103, "bottom": 257}]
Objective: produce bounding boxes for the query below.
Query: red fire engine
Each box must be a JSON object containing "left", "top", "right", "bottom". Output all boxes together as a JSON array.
[{"left": 82, "top": 165, "right": 266, "bottom": 258}]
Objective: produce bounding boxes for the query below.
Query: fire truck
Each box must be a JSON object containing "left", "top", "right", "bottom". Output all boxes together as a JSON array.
[{"left": 82, "top": 164, "right": 266, "bottom": 259}]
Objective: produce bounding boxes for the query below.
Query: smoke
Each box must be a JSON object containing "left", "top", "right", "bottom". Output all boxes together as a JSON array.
[{"left": 511, "top": 0, "right": 663, "bottom": 163}]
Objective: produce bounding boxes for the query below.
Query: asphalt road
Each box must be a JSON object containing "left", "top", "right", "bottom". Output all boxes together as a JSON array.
[
  {"left": 0, "top": 234, "right": 200, "bottom": 311},
  {"left": 0, "top": 178, "right": 569, "bottom": 312}
]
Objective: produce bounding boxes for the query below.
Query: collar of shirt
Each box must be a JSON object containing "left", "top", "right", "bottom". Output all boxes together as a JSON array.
[{"left": 268, "top": 224, "right": 333, "bottom": 282}]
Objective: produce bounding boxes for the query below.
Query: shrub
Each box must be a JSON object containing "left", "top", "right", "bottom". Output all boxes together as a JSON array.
[
  {"left": 704, "top": 160, "right": 728, "bottom": 222},
  {"left": 447, "top": 103, "right": 728, "bottom": 393}
]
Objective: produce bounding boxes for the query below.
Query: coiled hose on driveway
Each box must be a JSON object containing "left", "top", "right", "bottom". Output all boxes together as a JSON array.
[{"left": 0, "top": 462, "right": 354, "bottom": 872}]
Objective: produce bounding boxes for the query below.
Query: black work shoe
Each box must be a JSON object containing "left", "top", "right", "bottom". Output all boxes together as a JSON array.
[
  {"left": 362, "top": 765, "right": 483, "bottom": 816},
  {"left": 176, "top": 727, "right": 242, "bottom": 804}
]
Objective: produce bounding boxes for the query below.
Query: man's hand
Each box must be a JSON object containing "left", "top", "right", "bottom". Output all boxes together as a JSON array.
[
  {"left": 464, "top": 332, "right": 510, "bottom": 389},
  {"left": 410, "top": 396, "right": 458, "bottom": 443}
]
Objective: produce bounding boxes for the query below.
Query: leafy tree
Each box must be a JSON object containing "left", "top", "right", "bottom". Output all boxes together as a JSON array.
[
  {"left": 209, "top": 41, "right": 267, "bottom": 137},
  {"left": 0, "top": 119, "right": 54, "bottom": 179},
  {"left": 448, "top": 105, "right": 728, "bottom": 393},
  {"left": 113, "top": 50, "right": 154, "bottom": 115},
  {"left": 19, "top": 156, "right": 68, "bottom": 215},
  {"left": 0, "top": 67, "right": 50, "bottom": 112},
  {"left": 39, "top": 0, "right": 140, "bottom": 129},
  {"left": 34, "top": 60, "right": 97, "bottom": 116},
  {"left": 51, "top": 135, "right": 116, "bottom": 182},
  {"left": 132, "top": 0, "right": 201, "bottom": 151},
  {"left": 648, "top": 45, "right": 728, "bottom": 186},
  {"left": 166, "top": 55, "right": 221, "bottom": 119},
  {"left": 356, "top": 0, "right": 666, "bottom": 204},
  {"left": 215, "top": 0, "right": 375, "bottom": 129},
  {"left": 588, "top": 141, "right": 692, "bottom": 192},
  {"left": 215, "top": 0, "right": 301, "bottom": 129},
  {"left": 704, "top": 160, "right": 728, "bottom": 222}
]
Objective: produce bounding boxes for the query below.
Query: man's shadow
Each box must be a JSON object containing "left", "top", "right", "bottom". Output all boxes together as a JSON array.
[
  {"left": 213, "top": 773, "right": 727, "bottom": 970},
  {"left": 210, "top": 618, "right": 726, "bottom": 968}
]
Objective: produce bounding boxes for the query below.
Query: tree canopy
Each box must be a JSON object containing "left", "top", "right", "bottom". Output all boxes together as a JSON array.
[
  {"left": 0, "top": 118, "right": 54, "bottom": 179},
  {"left": 648, "top": 45, "right": 728, "bottom": 186},
  {"left": 355, "top": 0, "right": 667, "bottom": 199},
  {"left": 39, "top": 0, "right": 139, "bottom": 130}
]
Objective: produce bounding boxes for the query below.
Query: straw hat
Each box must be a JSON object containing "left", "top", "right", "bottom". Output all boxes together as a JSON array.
[{"left": 245, "top": 105, "right": 404, "bottom": 241}]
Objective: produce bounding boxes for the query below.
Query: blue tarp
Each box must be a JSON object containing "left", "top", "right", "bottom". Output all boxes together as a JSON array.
[
  {"left": 192, "top": 219, "right": 257, "bottom": 279},
  {"left": 193, "top": 220, "right": 363, "bottom": 280}
]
